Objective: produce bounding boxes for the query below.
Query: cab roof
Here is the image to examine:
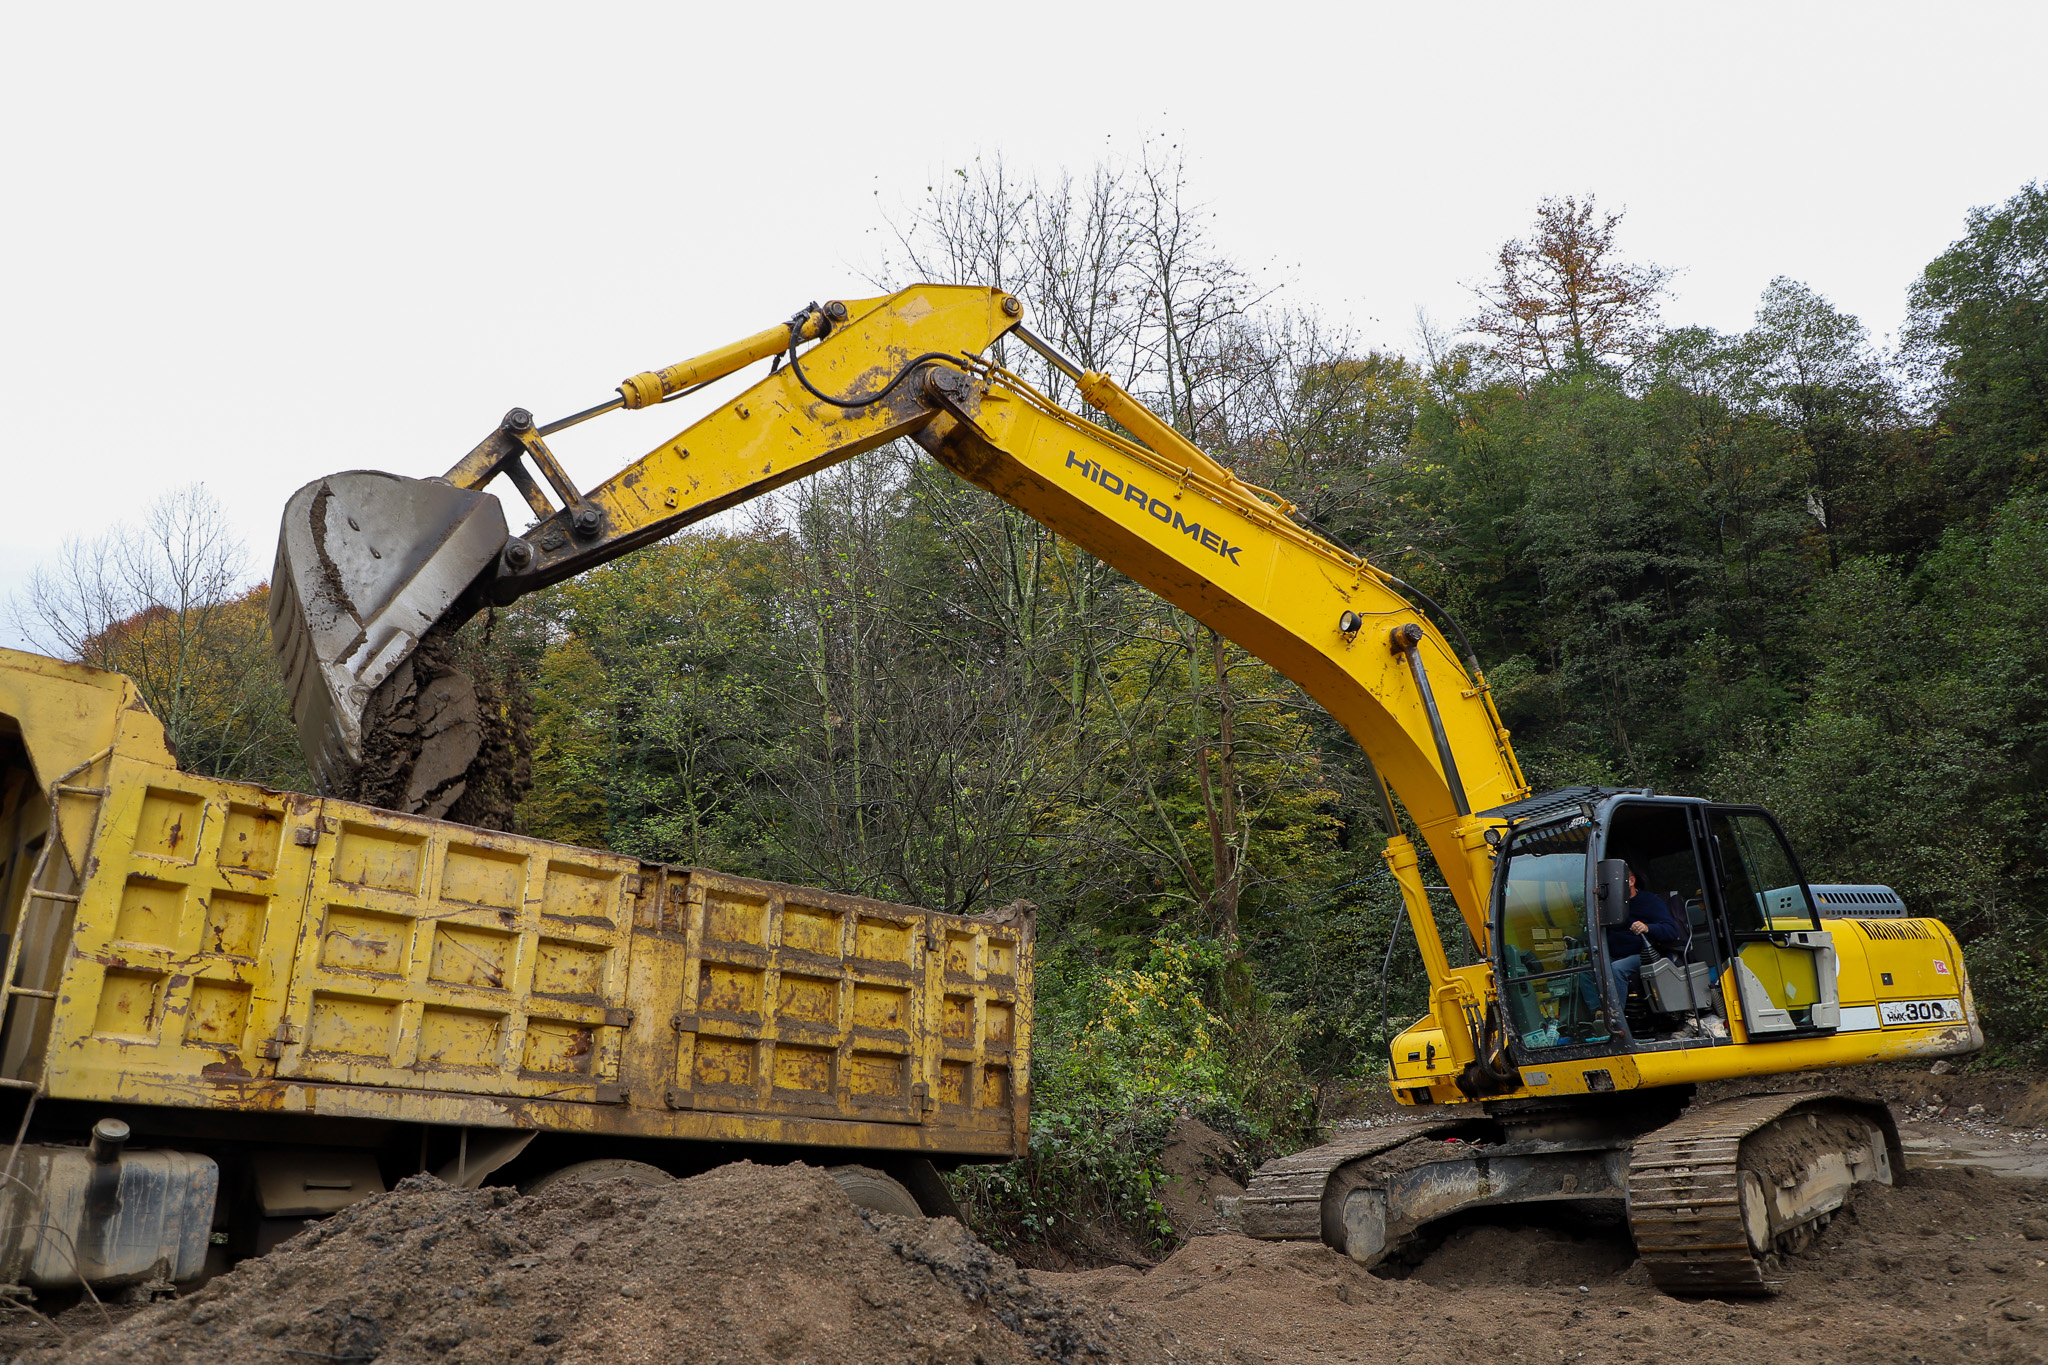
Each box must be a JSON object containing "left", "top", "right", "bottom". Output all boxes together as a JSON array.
[{"left": 1479, "top": 785, "right": 1708, "bottom": 826}]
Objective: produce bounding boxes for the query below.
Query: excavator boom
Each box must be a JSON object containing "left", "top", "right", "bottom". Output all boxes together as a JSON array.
[{"left": 273, "top": 284, "right": 1524, "bottom": 935}]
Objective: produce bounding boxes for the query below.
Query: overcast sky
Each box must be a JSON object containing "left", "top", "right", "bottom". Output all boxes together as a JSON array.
[{"left": 3, "top": 1, "right": 2042, "bottom": 650}]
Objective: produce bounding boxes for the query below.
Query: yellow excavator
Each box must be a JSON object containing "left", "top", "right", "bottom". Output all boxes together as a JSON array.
[{"left": 273, "top": 283, "right": 1981, "bottom": 1295}]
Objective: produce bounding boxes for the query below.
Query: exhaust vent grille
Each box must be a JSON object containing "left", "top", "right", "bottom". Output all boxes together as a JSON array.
[{"left": 1856, "top": 919, "right": 1930, "bottom": 940}]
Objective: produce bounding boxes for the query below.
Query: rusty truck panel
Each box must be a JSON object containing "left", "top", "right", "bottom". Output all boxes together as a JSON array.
[{"left": 0, "top": 647, "right": 1030, "bottom": 1160}]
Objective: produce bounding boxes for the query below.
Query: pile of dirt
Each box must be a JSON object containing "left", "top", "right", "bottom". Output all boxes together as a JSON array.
[
  {"left": 1155, "top": 1117, "right": 1247, "bottom": 1239},
  {"left": 342, "top": 625, "right": 530, "bottom": 830},
  {"left": 13, "top": 1081, "right": 2048, "bottom": 1364},
  {"left": 2008, "top": 1083, "right": 2048, "bottom": 1131},
  {"left": 1045, "top": 1165, "right": 2048, "bottom": 1364},
  {"left": 14, "top": 1163, "right": 1221, "bottom": 1365},
  {"left": 1406, "top": 1219, "right": 1638, "bottom": 1290}
]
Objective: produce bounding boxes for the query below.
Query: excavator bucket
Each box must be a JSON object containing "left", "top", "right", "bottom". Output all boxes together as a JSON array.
[{"left": 270, "top": 471, "right": 507, "bottom": 795}]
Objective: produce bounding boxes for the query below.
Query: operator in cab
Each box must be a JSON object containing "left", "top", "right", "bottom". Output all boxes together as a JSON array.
[{"left": 1607, "top": 865, "right": 1683, "bottom": 1011}]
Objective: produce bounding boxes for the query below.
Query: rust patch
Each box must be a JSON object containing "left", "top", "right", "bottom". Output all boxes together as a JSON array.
[{"left": 202, "top": 1058, "right": 254, "bottom": 1080}]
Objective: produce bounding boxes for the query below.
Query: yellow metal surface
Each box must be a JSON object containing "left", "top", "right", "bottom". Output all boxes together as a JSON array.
[
  {"left": 1737, "top": 941, "right": 1821, "bottom": 1015},
  {"left": 1388, "top": 912, "right": 1980, "bottom": 1106},
  {"left": 656, "top": 868, "right": 1026, "bottom": 1143},
  {"left": 553, "top": 288, "right": 1022, "bottom": 587},
  {"left": 62, "top": 762, "right": 311, "bottom": 1092},
  {"left": 274, "top": 806, "right": 639, "bottom": 1103},
  {"left": 1072, "top": 371, "right": 1250, "bottom": 499},
  {"left": 0, "top": 647, "right": 1030, "bottom": 1157}
]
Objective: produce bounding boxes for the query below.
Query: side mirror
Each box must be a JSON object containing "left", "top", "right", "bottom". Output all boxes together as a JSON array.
[{"left": 1595, "top": 859, "right": 1631, "bottom": 926}]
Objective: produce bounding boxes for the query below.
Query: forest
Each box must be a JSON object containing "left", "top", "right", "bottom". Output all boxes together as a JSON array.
[{"left": 17, "top": 161, "right": 2045, "bottom": 1251}]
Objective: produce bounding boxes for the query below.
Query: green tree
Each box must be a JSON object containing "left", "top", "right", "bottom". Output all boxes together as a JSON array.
[
  {"left": 1907, "top": 181, "right": 2048, "bottom": 501},
  {"left": 518, "top": 532, "right": 779, "bottom": 869},
  {"left": 1737, "top": 279, "right": 1903, "bottom": 564}
]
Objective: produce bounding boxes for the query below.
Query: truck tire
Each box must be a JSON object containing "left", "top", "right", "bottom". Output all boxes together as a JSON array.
[
  {"left": 829, "top": 1165, "right": 922, "bottom": 1218},
  {"left": 522, "top": 1159, "right": 675, "bottom": 1195}
]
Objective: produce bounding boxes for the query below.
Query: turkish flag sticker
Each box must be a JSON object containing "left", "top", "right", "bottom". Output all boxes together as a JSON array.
[{"left": 1933, "top": 959, "right": 1951, "bottom": 975}]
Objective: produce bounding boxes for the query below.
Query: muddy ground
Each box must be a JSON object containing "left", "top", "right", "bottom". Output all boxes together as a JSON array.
[
  {"left": 7, "top": 1065, "right": 2048, "bottom": 1364},
  {"left": 1057, "top": 1163, "right": 2048, "bottom": 1364},
  {"left": 4, "top": 1163, "right": 1201, "bottom": 1365}
]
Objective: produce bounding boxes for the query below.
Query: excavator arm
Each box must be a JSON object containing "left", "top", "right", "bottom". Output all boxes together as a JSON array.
[{"left": 273, "top": 283, "right": 1527, "bottom": 1068}]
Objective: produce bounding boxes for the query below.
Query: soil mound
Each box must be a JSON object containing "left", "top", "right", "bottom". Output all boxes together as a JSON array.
[
  {"left": 2009, "top": 1081, "right": 2048, "bottom": 1130},
  {"left": 1407, "top": 1220, "right": 1637, "bottom": 1290},
  {"left": 22, "top": 1163, "right": 1221, "bottom": 1365},
  {"left": 1155, "top": 1118, "right": 1246, "bottom": 1239},
  {"left": 1044, "top": 1168, "right": 2048, "bottom": 1364}
]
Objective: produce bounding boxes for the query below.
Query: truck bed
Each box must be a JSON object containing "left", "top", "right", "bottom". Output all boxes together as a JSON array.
[{"left": 0, "top": 648, "right": 1030, "bottom": 1161}]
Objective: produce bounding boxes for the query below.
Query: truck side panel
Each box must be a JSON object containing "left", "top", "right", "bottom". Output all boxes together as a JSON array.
[
  {"left": 650, "top": 867, "right": 1025, "bottom": 1143},
  {"left": 54, "top": 760, "right": 316, "bottom": 1096},
  {"left": 274, "top": 805, "right": 640, "bottom": 1104}
]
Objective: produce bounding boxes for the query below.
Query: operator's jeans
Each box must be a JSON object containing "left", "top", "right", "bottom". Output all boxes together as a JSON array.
[{"left": 1610, "top": 954, "right": 1643, "bottom": 1008}]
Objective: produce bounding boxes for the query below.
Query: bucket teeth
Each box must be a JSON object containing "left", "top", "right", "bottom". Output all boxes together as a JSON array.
[{"left": 270, "top": 472, "right": 507, "bottom": 793}]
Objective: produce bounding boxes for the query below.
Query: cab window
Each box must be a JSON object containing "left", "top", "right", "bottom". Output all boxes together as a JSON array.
[
  {"left": 1496, "top": 821, "right": 1611, "bottom": 1048},
  {"left": 1708, "top": 809, "right": 1817, "bottom": 933}
]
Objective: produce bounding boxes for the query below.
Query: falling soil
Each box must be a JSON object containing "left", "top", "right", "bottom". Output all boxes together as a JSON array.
[{"left": 340, "top": 623, "right": 530, "bottom": 830}]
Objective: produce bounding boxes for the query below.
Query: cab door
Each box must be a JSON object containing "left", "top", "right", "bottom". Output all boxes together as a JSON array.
[{"left": 1702, "top": 806, "right": 1840, "bottom": 1037}]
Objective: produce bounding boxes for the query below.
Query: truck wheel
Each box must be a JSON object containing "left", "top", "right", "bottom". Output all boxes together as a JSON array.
[
  {"left": 829, "top": 1165, "right": 922, "bottom": 1218},
  {"left": 522, "top": 1159, "right": 675, "bottom": 1195}
]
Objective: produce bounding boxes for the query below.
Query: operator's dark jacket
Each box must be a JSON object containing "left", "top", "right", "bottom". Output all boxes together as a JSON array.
[{"left": 1604, "top": 891, "right": 1683, "bottom": 960}]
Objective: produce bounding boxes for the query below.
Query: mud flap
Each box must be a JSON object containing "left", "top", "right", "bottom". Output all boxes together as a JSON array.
[{"left": 271, "top": 472, "right": 507, "bottom": 793}]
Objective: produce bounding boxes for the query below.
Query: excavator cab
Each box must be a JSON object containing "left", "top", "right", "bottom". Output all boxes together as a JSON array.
[{"left": 1490, "top": 787, "right": 1852, "bottom": 1061}]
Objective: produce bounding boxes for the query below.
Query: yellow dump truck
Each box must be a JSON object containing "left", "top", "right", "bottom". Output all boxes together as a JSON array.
[{"left": 0, "top": 646, "right": 1032, "bottom": 1293}]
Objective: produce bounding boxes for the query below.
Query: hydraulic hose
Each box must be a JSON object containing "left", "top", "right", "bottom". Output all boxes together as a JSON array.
[{"left": 783, "top": 304, "right": 975, "bottom": 410}]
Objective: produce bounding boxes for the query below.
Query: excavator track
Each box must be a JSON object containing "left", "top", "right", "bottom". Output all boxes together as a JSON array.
[
  {"left": 1627, "top": 1091, "right": 1901, "bottom": 1297},
  {"left": 1241, "top": 1119, "right": 1471, "bottom": 1243}
]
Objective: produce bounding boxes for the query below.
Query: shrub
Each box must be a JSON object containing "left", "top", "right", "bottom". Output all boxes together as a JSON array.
[{"left": 949, "top": 932, "right": 1319, "bottom": 1256}]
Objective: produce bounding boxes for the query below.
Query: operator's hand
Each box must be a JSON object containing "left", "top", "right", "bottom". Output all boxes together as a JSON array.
[{"left": 1629, "top": 920, "right": 1649, "bottom": 934}]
